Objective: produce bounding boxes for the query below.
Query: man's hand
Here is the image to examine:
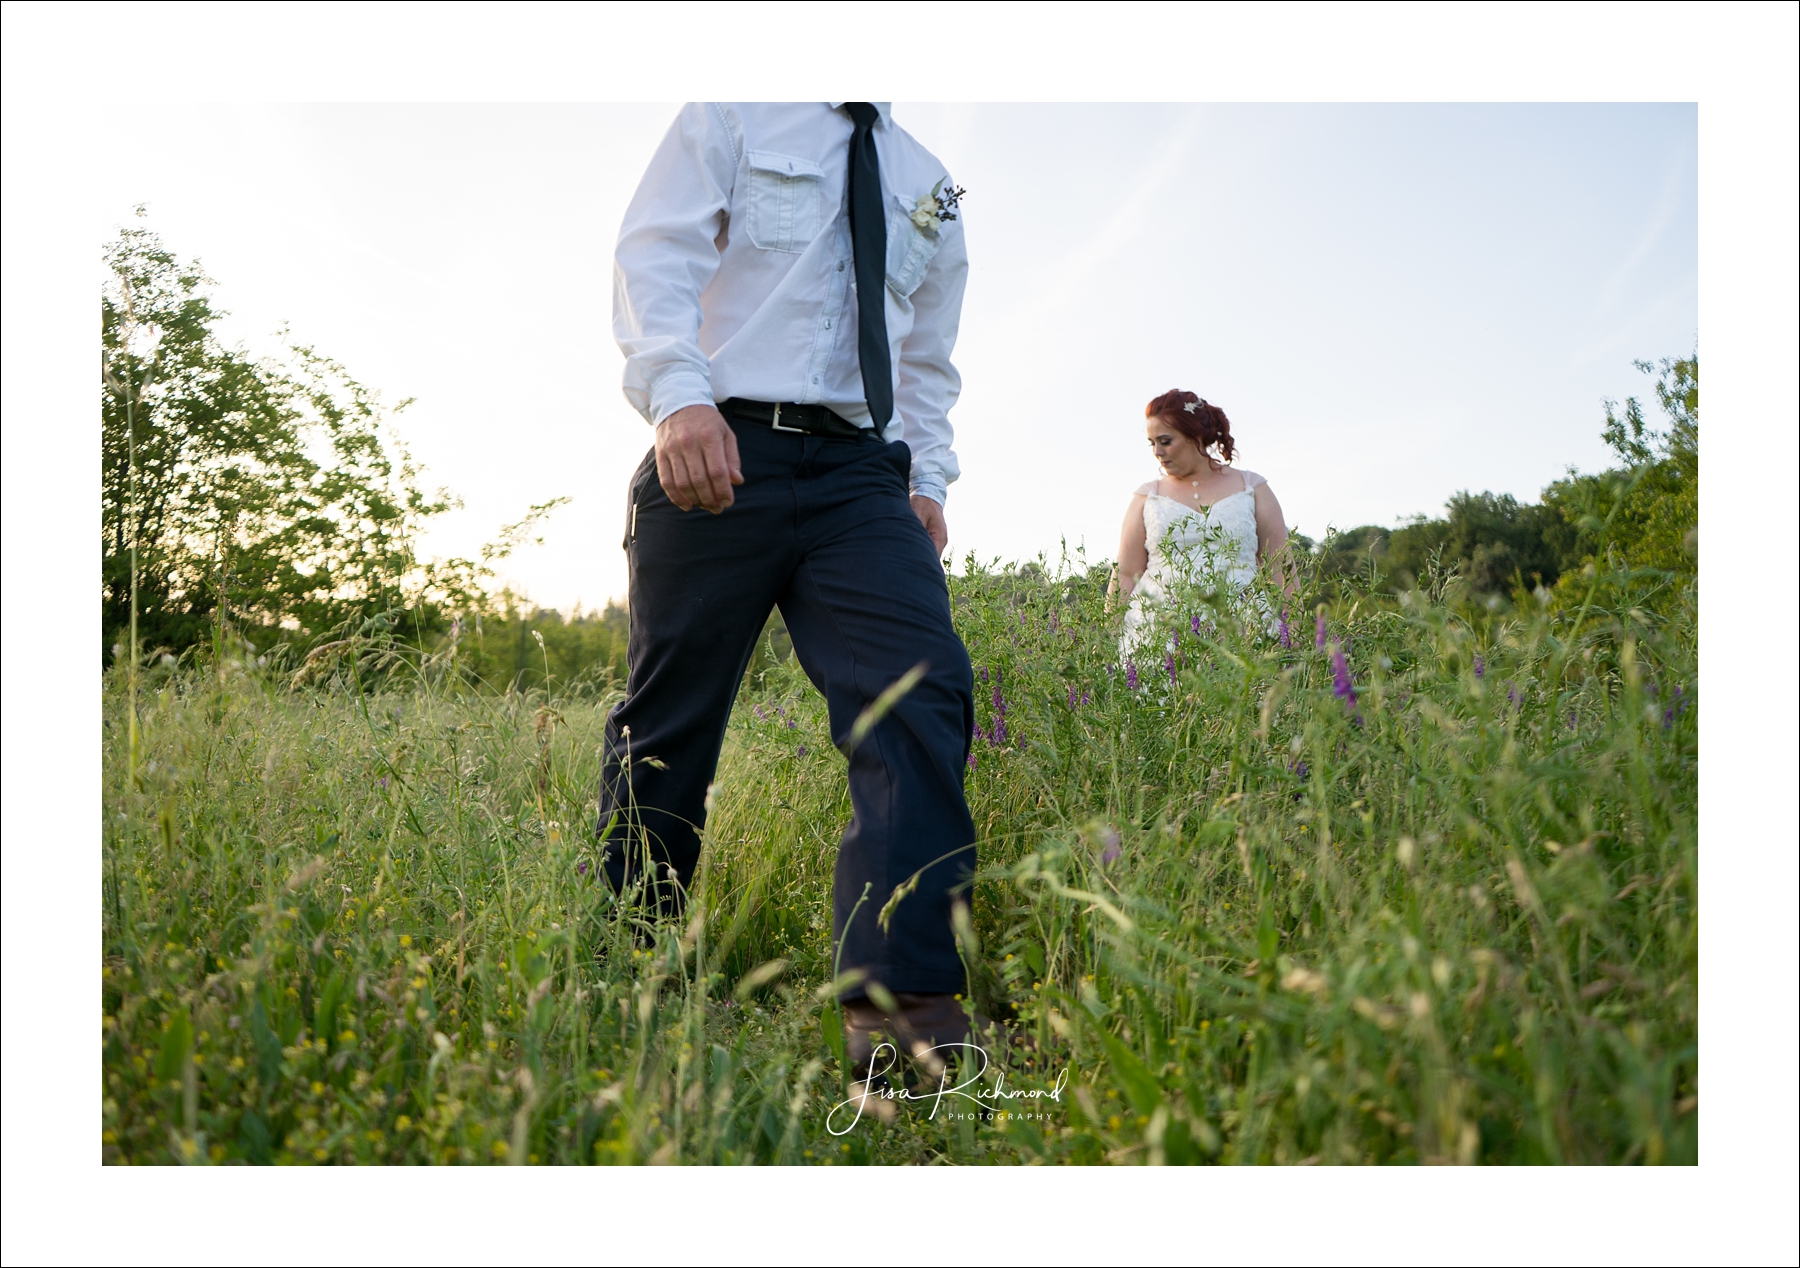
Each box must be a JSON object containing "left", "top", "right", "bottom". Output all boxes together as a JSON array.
[
  {"left": 655, "top": 404, "right": 744, "bottom": 513},
  {"left": 911, "top": 494, "right": 948, "bottom": 561}
]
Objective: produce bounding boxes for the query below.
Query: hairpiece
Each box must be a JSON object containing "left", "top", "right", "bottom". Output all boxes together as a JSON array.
[{"left": 1183, "top": 400, "right": 1200, "bottom": 414}]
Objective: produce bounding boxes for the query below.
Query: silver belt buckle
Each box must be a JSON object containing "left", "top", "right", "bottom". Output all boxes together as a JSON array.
[{"left": 770, "top": 402, "right": 804, "bottom": 434}]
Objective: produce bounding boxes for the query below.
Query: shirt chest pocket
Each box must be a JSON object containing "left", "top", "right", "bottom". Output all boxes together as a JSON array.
[
  {"left": 743, "top": 150, "right": 825, "bottom": 253},
  {"left": 885, "top": 193, "right": 943, "bottom": 299}
]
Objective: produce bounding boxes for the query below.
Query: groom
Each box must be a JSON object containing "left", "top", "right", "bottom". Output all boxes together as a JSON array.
[{"left": 602, "top": 102, "right": 979, "bottom": 1066}]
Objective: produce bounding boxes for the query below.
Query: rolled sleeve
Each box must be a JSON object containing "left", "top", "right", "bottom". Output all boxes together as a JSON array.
[
  {"left": 613, "top": 103, "right": 737, "bottom": 424},
  {"left": 647, "top": 367, "right": 717, "bottom": 427},
  {"left": 908, "top": 470, "right": 948, "bottom": 506}
]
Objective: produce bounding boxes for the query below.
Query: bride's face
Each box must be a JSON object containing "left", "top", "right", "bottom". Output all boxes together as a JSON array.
[{"left": 1147, "top": 419, "right": 1206, "bottom": 480}]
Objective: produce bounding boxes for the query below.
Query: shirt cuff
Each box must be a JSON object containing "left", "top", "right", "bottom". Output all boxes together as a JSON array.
[
  {"left": 648, "top": 369, "right": 716, "bottom": 426},
  {"left": 908, "top": 472, "right": 948, "bottom": 507}
]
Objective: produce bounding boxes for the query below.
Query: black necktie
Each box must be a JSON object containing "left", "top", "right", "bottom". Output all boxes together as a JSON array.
[{"left": 845, "top": 102, "right": 892, "bottom": 436}]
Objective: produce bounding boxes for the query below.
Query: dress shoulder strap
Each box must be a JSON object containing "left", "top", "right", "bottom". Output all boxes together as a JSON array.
[
  {"left": 1238, "top": 469, "right": 1265, "bottom": 492},
  {"left": 1134, "top": 481, "right": 1158, "bottom": 497}
]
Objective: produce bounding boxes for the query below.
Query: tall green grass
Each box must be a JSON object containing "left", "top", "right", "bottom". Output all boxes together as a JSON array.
[{"left": 101, "top": 550, "right": 1695, "bottom": 1164}]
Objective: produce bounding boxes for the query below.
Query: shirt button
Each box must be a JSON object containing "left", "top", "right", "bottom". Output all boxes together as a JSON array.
[
  {"left": 812, "top": 376, "right": 820, "bottom": 384},
  {"left": 824, "top": 319, "right": 832, "bottom": 329},
  {"left": 837, "top": 262, "right": 845, "bottom": 272}
]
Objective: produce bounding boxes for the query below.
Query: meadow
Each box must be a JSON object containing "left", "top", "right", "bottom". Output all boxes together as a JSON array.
[{"left": 100, "top": 541, "right": 1697, "bottom": 1165}]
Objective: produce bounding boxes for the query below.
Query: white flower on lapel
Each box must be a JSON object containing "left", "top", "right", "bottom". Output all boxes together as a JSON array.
[
  {"left": 908, "top": 177, "right": 966, "bottom": 236},
  {"left": 910, "top": 195, "right": 942, "bottom": 234}
]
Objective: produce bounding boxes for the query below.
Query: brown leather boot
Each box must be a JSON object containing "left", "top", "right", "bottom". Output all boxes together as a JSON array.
[{"left": 843, "top": 992, "right": 999, "bottom": 1083}]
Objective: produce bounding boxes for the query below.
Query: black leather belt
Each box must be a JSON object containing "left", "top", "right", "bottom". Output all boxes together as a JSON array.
[{"left": 719, "top": 397, "right": 879, "bottom": 441}]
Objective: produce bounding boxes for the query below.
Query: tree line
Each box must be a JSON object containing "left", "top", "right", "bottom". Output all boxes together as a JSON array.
[
  {"left": 1305, "top": 355, "right": 1697, "bottom": 607},
  {"left": 102, "top": 217, "right": 1695, "bottom": 691}
]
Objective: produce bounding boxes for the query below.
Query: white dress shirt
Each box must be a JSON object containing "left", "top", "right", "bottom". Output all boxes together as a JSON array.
[{"left": 613, "top": 102, "right": 966, "bottom": 506}]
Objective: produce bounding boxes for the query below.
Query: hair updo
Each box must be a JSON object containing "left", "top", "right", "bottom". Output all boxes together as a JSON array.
[{"left": 1145, "top": 389, "right": 1235, "bottom": 465}]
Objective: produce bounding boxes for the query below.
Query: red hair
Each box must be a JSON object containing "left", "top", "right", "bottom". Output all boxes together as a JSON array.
[{"left": 1146, "top": 389, "right": 1235, "bottom": 465}]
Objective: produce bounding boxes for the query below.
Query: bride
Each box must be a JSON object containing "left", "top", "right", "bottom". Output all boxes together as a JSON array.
[{"left": 1113, "top": 389, "right": 1295, "bottom": 658}]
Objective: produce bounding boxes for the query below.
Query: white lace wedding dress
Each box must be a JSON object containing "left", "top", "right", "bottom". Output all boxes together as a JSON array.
[{"left": 1120, "top": 469, "right": 1271, "bottom": 659}]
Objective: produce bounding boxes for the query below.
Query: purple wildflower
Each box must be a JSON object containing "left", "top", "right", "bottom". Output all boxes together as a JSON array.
[
  {"left": 1165, "top": 652, "right": 1179, "bottom": 685},
  {"left": 1662, "top": 686, "right": 1686, "bottom": 729},
  {"left": 1331, "top": 643, "right": 1358, "bottom": 712},
  {"left": 576, "top": 860, "right": 588, "bottom": 876},
  {"left": 1190, "top": 613, "right": 1203, "bottom": 636},
  {"left": 1291, "top": 758, "right": 1310, "bottom": 780},
  {"left": 1473, "top": 654, "right": 1486, "bottom": 680},
  {"left": 1100, "top": 828, "right": 1122, "bottom": 865},
  {"left": 378, "top": 777, "right": 388, "bottom": 789},
  {"left": 1278, "top": 610, "right": 1291, "bottom": 650},
  {"left": 797, "top": 745, "right": 808, "bottom": 757},
  {"left": 979, "top": 667, "right": 989, "bottom": 682},
  {"left": 1125, "top": 661, "right": 1139, "bottom": 691},
  {"left": 1068, "top": 685, "right": 1078, "bottom": 708},
  {"left": 1568, "top": 711, "right": 1578, "bottom": 731},
  {"left": 1081, "top": 691, "right": 1091, "bottom": 707},
  {"left": 971, "top": 676, "right": 1010, "bottom": 744},
  {"left": 1315, "top": 610, "right": 1328, "bottom": 650},
  {"left": 1505, "top": 681, "right": 1520, "bottom": 709},
  {"left": 967, "top": 751, "right": 978, "bottom": 771}
]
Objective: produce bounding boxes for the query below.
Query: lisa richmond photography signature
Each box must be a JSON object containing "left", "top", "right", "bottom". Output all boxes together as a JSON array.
[{"left": 825, "top": 1042, "right": 1070, "bottom": 1136}]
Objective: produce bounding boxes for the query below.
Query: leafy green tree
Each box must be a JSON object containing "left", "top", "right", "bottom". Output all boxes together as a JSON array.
[
  {"left": 1542, "top": 355, "right": 1698, "bottom": 579},
  {"left": 101, "top": 217, "right": 466, "bottom": 663},
  {"left": 1385, "top": 492, "right": 1565, "bottom": 597}
]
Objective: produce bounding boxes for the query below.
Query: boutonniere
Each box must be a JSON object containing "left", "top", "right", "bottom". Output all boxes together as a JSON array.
[{"left": 909, "top": 177, "right": 967, "bottom": 234}]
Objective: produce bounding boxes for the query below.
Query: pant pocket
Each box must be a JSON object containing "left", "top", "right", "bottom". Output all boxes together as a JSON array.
[
  {"left": 885, "top": 440, "right": 914, "bottom": 492},
  {"left": 625, "top": 448, "right": 657, "bottom": 548}
]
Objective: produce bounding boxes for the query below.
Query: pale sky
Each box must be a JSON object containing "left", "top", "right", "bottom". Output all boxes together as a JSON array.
[{"left": 99, "top": 103, "right": 1696, "bottom": 611}]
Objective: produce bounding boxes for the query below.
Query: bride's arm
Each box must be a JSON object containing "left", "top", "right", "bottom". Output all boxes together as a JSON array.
[
  {"left": 1111, "top": 493, "right": 1150, "bottom": 602},
  {"left": 1253, "top": 483, "right": 1299, "bottom": 596}
]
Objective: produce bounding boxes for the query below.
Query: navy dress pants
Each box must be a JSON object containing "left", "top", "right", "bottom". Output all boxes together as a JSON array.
[{"left": 596, "top": 417, "right": 976, "bottom": 998}]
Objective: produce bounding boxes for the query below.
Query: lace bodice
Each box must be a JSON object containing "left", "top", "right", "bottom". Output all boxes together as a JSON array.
[{"left": 1122, "top": 469, "right": 1268, "bottom": 656}]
